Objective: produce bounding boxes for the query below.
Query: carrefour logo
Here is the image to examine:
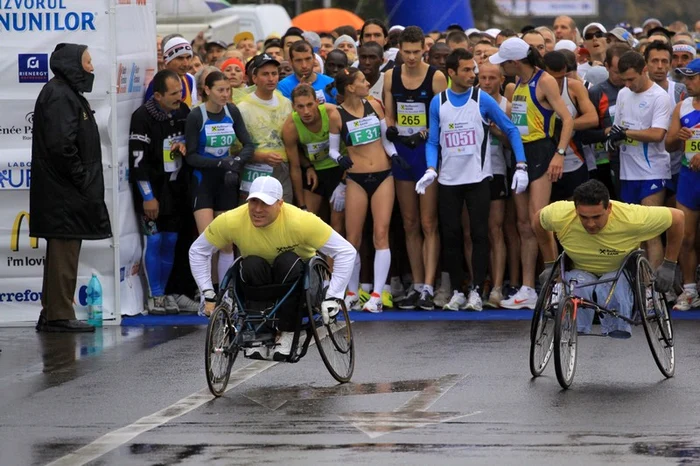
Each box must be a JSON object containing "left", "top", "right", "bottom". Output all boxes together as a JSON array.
[{"left": 0, "top": 1, "right": 97, "bottom": 33}]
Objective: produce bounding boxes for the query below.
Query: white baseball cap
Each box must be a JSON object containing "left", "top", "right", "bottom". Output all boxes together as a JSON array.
[
  {"left": 582, "top": 22, "right": 607, "bottom": 37},
  {"left": 489, "top": 37, "right": 530, "bottom": 64},
  {"left": 484, "top": 28, "right": 501, "bottom": 39},
  {"left": 554, "top": 39, "right": 577, "bottom": 52},
  {"left": 246, "top": 176, "right": 284, "bottom": 205}
]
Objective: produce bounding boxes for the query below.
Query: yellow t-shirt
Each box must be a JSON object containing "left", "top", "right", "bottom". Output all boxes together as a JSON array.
[
  {"left": 205, "top": 203, "right": 332, "bottom": 263},
  {"left": 540, "top": 200, "right": 672, "bottom": 275}
]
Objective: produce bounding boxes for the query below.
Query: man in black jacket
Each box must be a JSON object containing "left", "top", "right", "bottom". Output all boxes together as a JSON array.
[{"left": 31, "top": 43, "right": 112, "bottom": 332}]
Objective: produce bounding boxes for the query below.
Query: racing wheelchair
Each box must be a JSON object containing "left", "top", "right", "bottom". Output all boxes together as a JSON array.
[
  {"left": 529, "top": 249, "right": 675, "bottom": 389},
  {"left": 204, "top": 255, "right": 354, "bottom": 397}
]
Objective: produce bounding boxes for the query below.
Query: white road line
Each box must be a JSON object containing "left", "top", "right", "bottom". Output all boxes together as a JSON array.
[{"left": 46, "top": 360, "right": 277, "bottom": 466}]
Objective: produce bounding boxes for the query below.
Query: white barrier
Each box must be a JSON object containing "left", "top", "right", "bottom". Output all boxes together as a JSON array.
[{"left": 0, "top": 0, "right": 156, "bottom": 324}]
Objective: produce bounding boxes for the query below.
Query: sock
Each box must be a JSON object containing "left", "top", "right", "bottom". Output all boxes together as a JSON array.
[
  {"left": 413, "top": 283, "right": 424, "bottom": 292},
  {"left": 423, "top": 284, "right": 434, "bottom": 295},
  {"left": 440, "top": 272, "right": 451, "bottom": 291},
  {"left": 361, "top": 283, "right": 372, "bottom": 293},
  {"left": 373, "top": 249, "right": 391, "bottom": 296},
  {"left": 683, "top": 283, "right": 697, "bottom": 296},
  {"left": 217, "top": 251, "right": 235, "bottom": 288},
  {"left": 348, "top": 253, "right": 361, "bottom": 295},
  {"left": 143, "top": 233, "right": 163, "bottom": 297}
]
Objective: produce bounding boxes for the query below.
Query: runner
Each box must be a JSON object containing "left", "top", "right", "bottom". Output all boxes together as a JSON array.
[
  {"left": 357, "top": 42, "right": 386, "bottom": 105},
  {"left": 277, "top": 40, "right": 336, "bottom": 104},
  {"left": 553, "top": 16, "right": 578, "bottom": 42},
  {"left": 359, "top": 19, "right": 395, "bottom": 72},
  {"left": 384, "top": 26, "right": 448, "bottom": 310}
]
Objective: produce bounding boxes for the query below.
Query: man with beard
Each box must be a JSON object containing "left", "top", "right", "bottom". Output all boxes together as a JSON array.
[{"left": 278, "top": 40, "right": 335, "bottom": 104}]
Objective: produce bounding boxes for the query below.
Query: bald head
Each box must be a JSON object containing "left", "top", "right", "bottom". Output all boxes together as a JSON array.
[
  {"left": 477, "top": 62, "right": 504, "bottom": 96},
  {"left": 553, "top": 15, "right": 577, "bottom": 41}
]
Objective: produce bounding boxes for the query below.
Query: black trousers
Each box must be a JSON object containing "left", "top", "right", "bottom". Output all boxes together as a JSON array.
[
  {"left": 40, "top": 238, "right": 82, "bottom": 322},
  {"left": 438, "top": 179, "right": 491, "bottom": 293},
  {"left": 239, "top": 252, "right": 304, "bottom": 332}
]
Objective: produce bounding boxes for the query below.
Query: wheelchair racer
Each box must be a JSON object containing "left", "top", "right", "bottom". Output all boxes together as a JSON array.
[
  {"left": 534, "top": 179, "right": 684, "bottom": 338},
  {"left": 189, "top": 176, "right": 357, "bottom": 360}
]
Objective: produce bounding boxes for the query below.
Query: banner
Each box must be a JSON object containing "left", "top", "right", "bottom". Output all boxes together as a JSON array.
[{"left": 0, "top": 0, "right": 157, "bottom": 324}]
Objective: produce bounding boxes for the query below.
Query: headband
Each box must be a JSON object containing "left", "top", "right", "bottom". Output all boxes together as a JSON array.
[
  {"left": 220, "top": 58, "right": 244, "bottom": 72},
  {"left": 673, "top": 44, "right": 696, "bottom": 56},
  {"left": 163, "top": 38, "right": 193, "bottom": 64}
]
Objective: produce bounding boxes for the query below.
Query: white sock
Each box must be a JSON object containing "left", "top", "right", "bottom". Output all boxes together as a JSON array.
[
  {"left": 348, "top": 253, "right": 361, "bottom": 295},
  {"left": 440, "top": 272, "right": 451, "bottom": 291},
  {"left": 683, "top": 283, "right": 697, "bottom": 296},
  {"left": 373, "top": 249, "right": 391, "bottom": 295},
  {"left": 423, "top": 284, "right": 434, "bottom": 295},
  {"left": 361, "top": 283, "right": 372, "bottom": 293},
  {"left": 217, "top": 251, "right": 235, "bottom": 287},
  {"left": 414, "top": 283, "right": 424, "bottom": 292}
]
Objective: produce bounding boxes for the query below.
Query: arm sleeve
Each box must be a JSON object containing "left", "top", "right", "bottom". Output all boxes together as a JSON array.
[
  {"left": 189, "top": 232, "right": 220, "bottom": 293},
  {"left": 380, "top": 119, "right": 398, "bottom": 157},
  {"left": 329, "top": 132, "right": 342, "bottom": 161},
  {"left": 480, "top": 92, "right": 526, "bottom": 163},
  {"left": 651, "top": 94, "right": 672, "bottom": 130},
  {"left": 229, "top": 103, "right": 255, "bottom": 165},
  {"left": 426, "top": 95, "right": 441, "bottom": 169},
  {"left": 183, "top": 108, "right": 222, "bottom": 169},
  {"left": 317, "top": 231, "right": 357, "bottom": 299},
  {"left": 42, "top": 93, "right": 87, "bottom": 189}
]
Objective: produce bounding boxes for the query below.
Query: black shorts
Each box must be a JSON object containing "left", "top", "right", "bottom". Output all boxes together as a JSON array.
[
  {"left": 523, "top": 138, "right": 556, "bottom": 181},
  {"left": 191, "top": 168, "right": 238, "bottom": 212},
  {"left": 489, "top": 174, "right": 510, "bottom": 200},
  {"left": 303, "top": 166, "right": 344, "bottom": 200},
  {"left": 551, "top": 163, "right": 589, "bottom": 202}
]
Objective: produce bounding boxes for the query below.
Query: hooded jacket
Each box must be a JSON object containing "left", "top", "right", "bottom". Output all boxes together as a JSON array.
[{"left": 29, "top": 43, "right": 112, "bottom": 240}]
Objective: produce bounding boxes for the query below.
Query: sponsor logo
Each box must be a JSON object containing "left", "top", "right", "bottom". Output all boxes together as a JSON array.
[
  {"left": 0, "top": 161, "right": 32, "bottom": 189},
  {"left": 117, "top": 0, "right": 147, "bottom": 5},
  {"left": 128, "top": 62, "right": 142, "bottom": 93},
  {"left": 0, "top": 289, "right": 42, "bottom": 303},
  {"left": 18, "top": 53, "right": 48, "bottom": 83},
  {"left": 117, "top": 62, "right": 128, "bottom": 94},
  {"left": 10, "top": 210, "right": 38, "bottom": 253},
  {"left": 0, "top": 111, "right": 34, "bottom": 142},
  {"left": 0, "top": 1, "right": 97, "bottom": 32}
]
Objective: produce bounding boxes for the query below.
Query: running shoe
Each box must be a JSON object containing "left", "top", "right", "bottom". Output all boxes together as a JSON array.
[
  {"left": 500, "top": 286, "right": 537, "bottom": 309},
  {"left": 362, "top": 293, "right": 383, "bottom": 313},
  {"left": 173, "top": 294, "right": 199, "bottom": 315},
  {"left": 148, "top": 296, "right": 166, "bottom": 315},
  {"left": 381, "top": 290, "right": 394, "bottom": 309},
  {"left": 433, "top": 287, "right": 452, "bottom": 308},
  {"left": 417, "top": 290, "right": 434, "bottom": 310},
  {"left": 485, "top": 287, "right": 503, "bottom": 308},
  {"left": 345, "top": 292, "right": 361, "bottom": 311},
  {"left": 164, "top": 295, "right": 180, "bottom": 314},
  {"left": 244, "top": 346, "right": 270, "bottom": 360},
  {"left": 674, "top": 291, "right": 700, "bottom": 311},
  {"left": 359, "top": 289, "right": 371, "bottom": 305},
  {"left": 443, "top": 291, "right": 467, "bottom": 311},
  {"left": 465, "top": 289, "right": 483, "bottom": 311},
  {"left": 398, "top": 288, "right": 420, "bottom": 309},
  {"left": 272, "top": 331, "right": 294, "bottom": 361}
]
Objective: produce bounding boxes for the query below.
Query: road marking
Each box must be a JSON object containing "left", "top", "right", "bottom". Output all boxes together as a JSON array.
[{"left": 46, "top": 360, "right": 277, "bottom": 466}]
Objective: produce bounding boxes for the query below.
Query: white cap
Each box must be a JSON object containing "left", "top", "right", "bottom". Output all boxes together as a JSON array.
[
  {"left": 582, "top": 22, "right": 607, "bottom": 37},
  {"left": 163, "top": 37, "right": 193, "bottom": 64},
  {"left": 246, "top": 176, "right": 283, "bottom": 205},
  {"left": 465, "top": 28, "right": 481, "bottom": 36},
  {"left": 554, "top": 39, "right": 578, "bottom": 52},
  {"left": 484, "top": 28, "right": 501, "bottom": 39},
  {"left": 489, "top": 37, "right": 530, "bottom": 64},
  {"left": 389, "top": 25, "right": 405, "bottom": 33}
]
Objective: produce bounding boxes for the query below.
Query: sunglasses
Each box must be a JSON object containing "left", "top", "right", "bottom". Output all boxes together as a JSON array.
[{"left": 584, "top": 31, "right": 605, "bottom": 40}]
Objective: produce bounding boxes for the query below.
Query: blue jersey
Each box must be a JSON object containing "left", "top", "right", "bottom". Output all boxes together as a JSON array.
[{"left": 277, "top": 73, "right": 336, "bottom": 104}]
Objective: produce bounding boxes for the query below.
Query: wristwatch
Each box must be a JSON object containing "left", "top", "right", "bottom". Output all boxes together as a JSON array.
[{"left": 556, "top": 148, "right": 566, "bottom": 156}]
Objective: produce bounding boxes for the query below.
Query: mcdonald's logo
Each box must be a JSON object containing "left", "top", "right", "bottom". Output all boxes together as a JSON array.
[{"left": 11, "top": 211, "right": 38, "bottom": 252}]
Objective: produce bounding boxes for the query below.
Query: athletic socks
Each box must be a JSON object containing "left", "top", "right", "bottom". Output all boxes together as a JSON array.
[
  {"left": 423, "top": 284, "right": 434, "bottom": 296},
  {"left": 373, "top": 249, "right": 391, "bottom": 296}
]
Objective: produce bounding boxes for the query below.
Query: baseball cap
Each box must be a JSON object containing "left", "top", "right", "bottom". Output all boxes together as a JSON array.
[
  {"left": 554, "top": 39, "right": 577, "bottom": 52},
  {"left": 646, "top": 26, "right": 674, "bottom": 39},
  {"left": 484, "top": 28, "right": 501, "bottom": 39},
  {"left": 251, "top": 53, "right": 280, "bottom": 73},
  {"left": 163, "top": 37, "right": 193, "bottom": 64},
  {"left": 234, "top": 31, "right": 254, "bottom": 45},
  {"left": 205, "top": 40, "right": 228, "bottom": 51},
  {"left": 582, "top": 22, "right": 607, "bottom": 37},
  {"left": 389, "top": 25, "right": 405, "bottom": 33},
  {"left": 607, "top": 27, "right": 636, "bottom": 47},
  {"left": 642, "top": 18, "right": 663, "bottom": 29},
  {"left": 302, "top": 31, "right": 322, "bottom": 52},
  {"left": 247, "top": 176, "right": 284, "bottom": 205},
  {"left": 676, "top": 58, "right": 700, "bottom": 76},
  {"left": 489, "top": 37, "right": 530, "bottom": 64}
]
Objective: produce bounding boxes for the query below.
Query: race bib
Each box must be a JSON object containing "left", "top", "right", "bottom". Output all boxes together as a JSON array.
[
  {"left": 511, "top": 101, "right": 528, "bottom": 136},
  {"left": 205, "top": 123, "right": 236, "bottom": 157},
  {"left": 306, "top": 141, "right": 329, "bottom": 162},
  {"left": 397, "top": 102, "right": 427, "bottom": 135},
  {"left": 163, "top": 135, "right": 185, "bottom": 173},
  {"left": 347, "top": 115, "right": 380, "bottom": 146},
  {"left": 240, "top": 163, "right": 274, "bottom": 193},
  {"left": 685, "top": 129, "right": 700, "bottom": 163},
  {"left": 443, "top": 122, "right": 477, "bottom": 155},
  {"left": 620, "top": 120, "right": 641, "bottom": 149}
]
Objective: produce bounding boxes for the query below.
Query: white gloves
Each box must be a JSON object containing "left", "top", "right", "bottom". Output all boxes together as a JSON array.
[
  {"left": 321, "top": 298, "right": 342, "bottom": 325},
  {"left": 511, "top": 162, "right": 529, "bottom": 194},
  {"left": 415, "top": 169, "right": 437, "bottom": 195},
  {"left": 330, "top": 182, "right": 346, "bottom": 212}
]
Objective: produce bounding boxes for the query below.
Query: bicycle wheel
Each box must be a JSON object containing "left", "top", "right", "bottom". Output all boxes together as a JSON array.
[
  {"left": 636, "top": 256, "right": 675, "bottom": 378},
  {"left": 530, "top": 259, "right": 561, "bottom": 377},
  {"left": 553, "top": 297, "right": 578, "bottom": 389},
  {"left": 306, "top": 257, "right": 354, "bottom": 383},
  {"left": 205, "top": 306, "right": 238, "bottom": 397}
]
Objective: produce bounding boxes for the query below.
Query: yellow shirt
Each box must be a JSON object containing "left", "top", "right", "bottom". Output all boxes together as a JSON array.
[
  {"left": 205, "top": 203, "right": 332, "bottom": 263},
  {"left": 540, "top": 201, "right": 672, "bottom": 275},
  {"left": 236, "top": 90, "right": 292, "bottom": 162}
]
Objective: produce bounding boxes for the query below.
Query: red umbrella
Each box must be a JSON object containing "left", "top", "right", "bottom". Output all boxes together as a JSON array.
[{"left": 292, "top": 8, "right": 364, "bottom": 33}]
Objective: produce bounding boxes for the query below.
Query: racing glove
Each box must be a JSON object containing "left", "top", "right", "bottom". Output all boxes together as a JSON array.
[
  {"left": 330, "top": 182, "right": 346, "bottom": 212},
  {"left": 654, "top": 259, "right": 678, "bottom": 293},
  {"left": 415, "top": 169, "right": 437, "bottom": 195},
  {"left": 321, "top": 298, "right": 343, "bottom": 325},
  {"left": 390, "top": 153, "right": 411, "bottom": 171},
  {"left": 511, "top": 162, "right": 529, "bottom": 194}
]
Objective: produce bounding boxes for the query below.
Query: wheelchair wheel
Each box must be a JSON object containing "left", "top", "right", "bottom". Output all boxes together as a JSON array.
[
  {"left": 205, "top": 306, "right": 238, "bottom": 397},
  {"left": 530, "top": 259, "right": 561, "bottom": 377},
  {"left": 553, "top": 297, "right": 578, "bottom": 389},
  {"left": 636, "top": 256, "right": 675, "bottom": 378},
  {"left": 306, "top": 257, "right": 354, "bottom": 383}
]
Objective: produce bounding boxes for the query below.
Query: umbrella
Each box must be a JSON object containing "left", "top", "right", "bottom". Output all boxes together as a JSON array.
[{"left": 292, "top": 8, "right": 364, "bottom": 33}]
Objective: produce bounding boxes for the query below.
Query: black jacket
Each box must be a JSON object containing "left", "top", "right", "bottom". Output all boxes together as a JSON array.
[{"left": 29, "top": 43, "right": 112, "bottom": 240}]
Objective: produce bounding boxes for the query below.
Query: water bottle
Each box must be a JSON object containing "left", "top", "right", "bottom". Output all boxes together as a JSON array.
[{"left": 86, "top": 273, "right": 103, "bottom": 327}]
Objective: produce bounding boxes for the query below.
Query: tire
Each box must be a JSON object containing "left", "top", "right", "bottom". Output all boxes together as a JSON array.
[
  {"left": 636, "top": 256, "right": 675, "bottom": 378},
  {"left": 306, "top": 257, "right": 354, "bottom": 383},
  {"left": 530, "top": 259, "right": 561, "bottom": 377},
  {"left": 554, "top": 297, "right": 578, "bottom": 389},
  {"left": 205, "top": 306, "right": 238, "bottom": 397}
]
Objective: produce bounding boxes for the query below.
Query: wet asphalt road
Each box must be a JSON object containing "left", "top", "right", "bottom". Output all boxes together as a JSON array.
[{"left": 1, "top": 320, "right": 700, "bottom": 466}]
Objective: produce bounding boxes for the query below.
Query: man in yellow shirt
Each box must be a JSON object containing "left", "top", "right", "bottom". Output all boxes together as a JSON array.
[
  {"left": 535, "top": 180, "right": 684, "bottom": 337},
  {"left": 189, "top": 176, "right": 356, "bottom": 360}
]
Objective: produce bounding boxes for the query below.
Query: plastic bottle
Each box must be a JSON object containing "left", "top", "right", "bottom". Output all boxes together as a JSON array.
[{"left": 86, "top": 273, "right": 103, "bottom": 327}]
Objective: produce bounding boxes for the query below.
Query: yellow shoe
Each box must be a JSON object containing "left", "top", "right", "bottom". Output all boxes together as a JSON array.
[
  {"left": 359, "top": 289, "right": 371, "bottom": 304},
  {"left": 381, "top": 290, "right": 394, "bottom": 309}
]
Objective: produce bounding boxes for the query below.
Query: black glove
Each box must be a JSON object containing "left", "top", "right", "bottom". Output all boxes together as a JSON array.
[
  {"left": 336, "top": 155, "right": 354, "bottom": 170},
  {"left": 402, "top": 131, "right": 427, "bottom": 149},
  {"left": 607, "top": 124, "right": 627, "bottom": 143},
  {"left": 539, "top": 262, "right": 555, "bottom": 287},
  {"left": 390, "top": 154, "right": 411, "bottom": 171},
  {"left": 385, "top": 125, "right": 400, "bottom": 142},
  {"left": 223, "top": 170, "right": 239, "bottom": 188},
  {"left": 218, "top": 156, "right": 243, "bottom": 173},
  {"left": 654, "top": 259, "right": 677, "bottom": 293}
]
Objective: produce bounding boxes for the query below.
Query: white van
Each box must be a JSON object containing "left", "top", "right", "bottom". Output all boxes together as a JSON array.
[{"left": 156, "top": 0, "right": 292, "bottom": 44}]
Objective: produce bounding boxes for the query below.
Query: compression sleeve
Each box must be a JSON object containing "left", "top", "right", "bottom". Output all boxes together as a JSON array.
[
  {"left": 317, "top": 230, "right": 357, "bottom": 300},
  {"left": 137, "top": 181, "right": 154, "bottom": 201},
  {"left": 329, "top": 132, "right": 342, "bottom": 161},
  {"left": 479, "top": 91, "right": 526, "bottom": 163},
  {"left": 426, "top": 94, "right": 441, "bottom": 169},
  {"left": 380, "top": 119, "right": 398, "bottom": 157},
  {"left": 189, "top": 232, "right": 220, "bottom": 294}
]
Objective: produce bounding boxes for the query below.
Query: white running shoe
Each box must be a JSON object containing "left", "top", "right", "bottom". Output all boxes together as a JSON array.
[
  {"left": 550, "top": 283, "right": 563, "bottom": 305},
  {"left": 465, "top": 290, "right": 483, "bottom": 311},
  {"left": 500, "top": 286, "right": 537, "bottom": 309},
  {"left": 272, "top": 332, "right": 294, "bottom": 361},
  {"left": 434, "top": 287, "right": 452, "bottom": 308},
  {"left": 362, "top": 293, "right": 383, "bottom": 313},
  {"left": 443, "top": 291, "right": 467, "bottom": 311},
  {"left": 345, "top": 292, "right": 361, "bottom": 311},
  {"left": 673, "top": 291, "right": 700, "bottom": 311},
  {"left": 244, "top": 346, "right": 270, "bottom": 360}
]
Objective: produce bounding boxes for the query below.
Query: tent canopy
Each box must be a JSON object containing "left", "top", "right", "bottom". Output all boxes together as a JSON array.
[{"left": 292, "top": 8, "right": 364, "bottom": 33}]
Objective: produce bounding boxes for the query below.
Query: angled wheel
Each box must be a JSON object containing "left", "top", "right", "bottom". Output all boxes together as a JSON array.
[
  {"left": 636, "top": 256, "right": 675, "bottom": 378},
  {"left": 530, "top": 258, "right": 561, "bottom": 377},
  {"left": 306, "top": 257, "right": 354, "bottom": 383},
  {"left": 205, "top": 306, "right": 238, "bottom": 397},
  {"left": 554, "top": 297, "right": 578, "bottom": 389}
]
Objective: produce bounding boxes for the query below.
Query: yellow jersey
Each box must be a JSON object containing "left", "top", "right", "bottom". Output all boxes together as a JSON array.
[
  {"left": 237, "top": 90, "right": 292, "bottom": 162},
  {"left": 511, "top": 69, "right": 555, "bottom": 143},
  {"left": 540, "top": 200, "right": 672, "bottom": 275},
  {"left": 205, "top": 203, "right": 332, "bottom": 264}
]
